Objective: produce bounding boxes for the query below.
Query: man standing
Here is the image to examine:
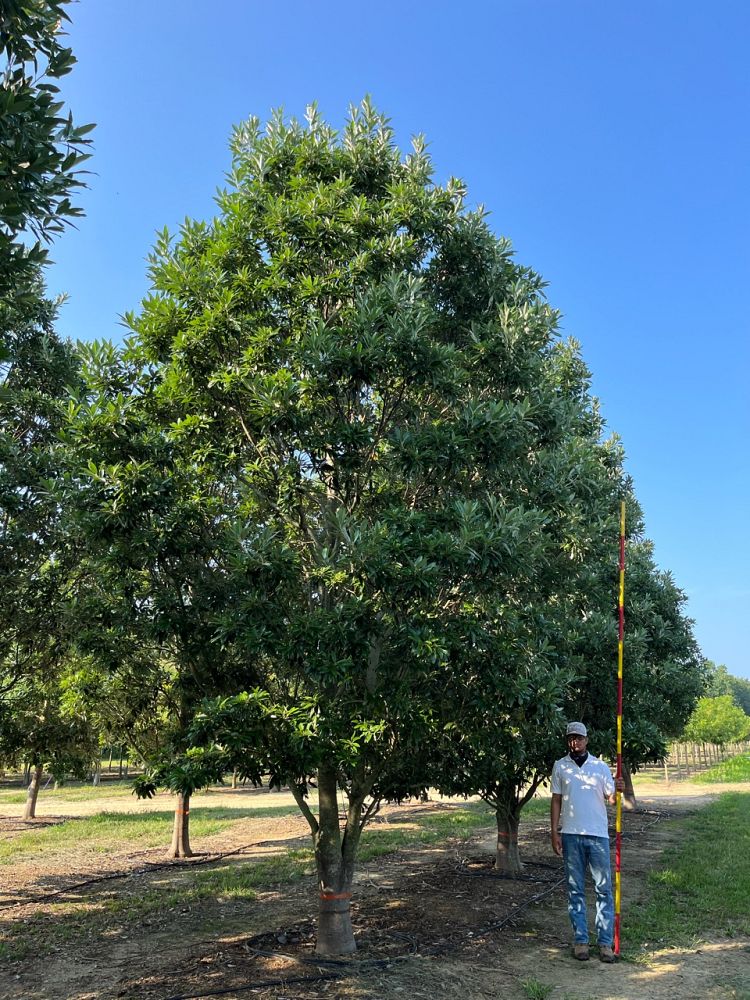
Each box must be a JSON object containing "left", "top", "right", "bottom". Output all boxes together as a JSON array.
[{"left": 550, "top": 722, "right": 625, "bottom": 963}]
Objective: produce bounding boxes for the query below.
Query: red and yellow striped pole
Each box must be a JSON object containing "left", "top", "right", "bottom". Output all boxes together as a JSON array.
[{"left": 614, "top": 499, "right": 625, "bottom": 955}]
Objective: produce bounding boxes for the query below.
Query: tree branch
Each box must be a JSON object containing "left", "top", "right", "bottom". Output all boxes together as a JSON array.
[{"left": 289, "top": 780, "right": 319, "bottom": 836}]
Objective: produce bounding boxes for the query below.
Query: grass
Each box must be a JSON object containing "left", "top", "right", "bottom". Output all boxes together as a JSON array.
[
  {"left": 358, "top": 800, "right": 495, "bottom": 860},
  {"left": 624, "top": 792, "right": 750, "bottom": 956},
  {"left": 520, "top": 797, "right": 549, "bottom": 820},
  {"left": 0, "top": 778, "right": 293, "bottom": 804},
  {"left": 1, "top": 791, "right": 530, "bottom": 866},
  {"left": 356, "top": 796, "right": 550, "bottom": 861},
  {"left": 693, "top": 752, "right": 750, "bottom": 784},
  {"left": 0, "top": 781, "right": 137, "bottom": 805},
  {"left": 521, "top": 978, "right": 553, "bottom": 999},
  {"left": 715, "top": 977, "right": 750, "bottom": 1000},
  {"left": 0, "top": 799, "right": 498, "bottom": 962},
  {"left": 0, "top": 803, "right": 303, "bottom": 863},
  {"left": 0, "top": 793, "right": 556, "bottom": 964},
  {"left": 0, "top": 847, "right": 318, "bottom": 961},
  {"left": 0, "top": 786, "right": 504, "bottom": 867},
  {"left": 100, "top": 847, "right": 316, "bottom": 918}
]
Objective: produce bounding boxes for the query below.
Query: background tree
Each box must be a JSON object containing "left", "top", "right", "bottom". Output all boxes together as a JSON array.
[
  {"left": 0, "top": 291, "right": 82, "bottom": 802},
  {"left": 62, "top": 340, "right": 249, "bottom": 857},
  {"left": 682, "top": 695, "right": 750, "bottom": 747},
  {"left": 705, "top": 662, "right": 750, "bottom": 716},
  {"left": 0, "top": 665, "right": 100, "bottom": 819},
  {"left": 1, "top": 1, "right": 93, "bottom": 806},
  {"left": 566, "top": 516, "right": 705, "bottom": 808},
  {"left": 0, "top": 0, "right": 93, "bottom": 319}
]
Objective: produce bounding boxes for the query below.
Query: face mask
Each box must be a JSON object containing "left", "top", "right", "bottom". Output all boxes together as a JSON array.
[{"left": 569, "top": 748, "right": 589, "bottom": 767}]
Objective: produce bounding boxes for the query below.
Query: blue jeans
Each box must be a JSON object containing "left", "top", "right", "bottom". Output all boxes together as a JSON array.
[{"left": 561, "top": 834, "right": 614, "bottom": 946}]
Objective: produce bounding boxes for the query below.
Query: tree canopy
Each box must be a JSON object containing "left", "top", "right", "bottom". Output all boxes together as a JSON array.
[
  {"left": 0, "top": 0, "right": 93, "bottom": 317},
  {"left": 705, "top": 662, "right": 750, "bottom": 716},
  {"left": 682, "top": 695, "right": 750, "bottom": 746}
]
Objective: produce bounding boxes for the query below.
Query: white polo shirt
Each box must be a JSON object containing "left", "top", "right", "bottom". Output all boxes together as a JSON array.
[{"left": 551, "top": 753, "right": 615, "bottom": 838}]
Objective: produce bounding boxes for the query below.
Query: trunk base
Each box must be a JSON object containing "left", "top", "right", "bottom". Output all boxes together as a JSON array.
[
  {"left": 168, "top": 792, "right": 193, "bottom": 858},
  {"left": 495, "top": 844, "right": 524, "bottom": 874},
  {"left": 23, "top": 764, "right": 43, "bottom": 821},
  {"left": 495, "top": 811, "right": 523, "bottom": 874},
  {"left": 316, "top": 898, "right": 356, "bottom": 955},
  {"left": 622, "top": 764, "right": 637, "bottom": 811}
]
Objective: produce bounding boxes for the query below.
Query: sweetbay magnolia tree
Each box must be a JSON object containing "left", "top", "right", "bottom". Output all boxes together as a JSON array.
[{"left": 69, "top": 102, "right": 629, "bottom": 954}]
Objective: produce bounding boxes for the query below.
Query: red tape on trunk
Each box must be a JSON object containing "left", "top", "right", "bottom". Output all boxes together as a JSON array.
[{"left": 319, "top": 891, "right": 352, "bottom": 901}]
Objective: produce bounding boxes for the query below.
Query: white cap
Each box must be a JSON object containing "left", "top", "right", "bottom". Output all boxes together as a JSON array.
[{"left": 566, "top": 722, "right": 587, "bottom": 737}]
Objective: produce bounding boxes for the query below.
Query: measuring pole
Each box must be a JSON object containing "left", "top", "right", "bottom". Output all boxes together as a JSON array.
[{"left": 614, "top": 500, "right": 625, "bottom": 955}]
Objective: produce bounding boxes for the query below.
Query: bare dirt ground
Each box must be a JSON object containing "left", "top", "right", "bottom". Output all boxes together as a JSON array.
[{"left": 0, "top": 779, "right": 748, "bottom": 1000}]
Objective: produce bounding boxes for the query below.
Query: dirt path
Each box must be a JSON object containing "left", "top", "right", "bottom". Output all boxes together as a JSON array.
[{"left": 0, "top": 782, "right": 747, "bottom": 999}]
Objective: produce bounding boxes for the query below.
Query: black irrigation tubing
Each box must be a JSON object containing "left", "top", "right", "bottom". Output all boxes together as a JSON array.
[
  {"left": 454, "top": 859, "right": 564, "bottom": 883},
  {"left": 162, "top": 971, "right": 345, "bottom": 1000},
  {"left": 162, "top": 934, "right": 420, "bottom": 1000},
  {"left": 473, "top": 873, "right": 568, "bottom": 937},
  {"left": 619, "top": 809, "right": 669, "bottom": 840},
  {"left": 157, "top": 881, "right": 569, "bottom": 1000},
  {"left": 0, "top": 838, "right": 277, "bottom": 912}
]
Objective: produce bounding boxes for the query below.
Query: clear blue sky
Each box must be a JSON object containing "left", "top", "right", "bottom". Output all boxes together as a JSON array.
[{"left": 49, "top": 1, "right": 749, "bottom": 679}]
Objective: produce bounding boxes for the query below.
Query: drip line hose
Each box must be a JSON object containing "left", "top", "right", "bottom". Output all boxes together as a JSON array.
[
  {"left": 0, "top": 838, "right": 281, "bottom": 911},
  {"left": 162, "top": 930, "right": 418, "bottom": 1000},
  {"left": 163, "top": 971, "right": 345, "bottom": 1000},
  {"left": 454, "top": 858, "right": 563, "bottom": 883},
  {"left": 158, "top": 877, "right": 568, "bottom": 1000}
]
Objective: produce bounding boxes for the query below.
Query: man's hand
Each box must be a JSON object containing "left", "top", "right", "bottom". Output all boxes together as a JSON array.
[
  {"left": 551, "top": 830, "right": 562, "bottom": 856},
  {"left": 606, "top": 776, "right": 627, "bottom": 804}
]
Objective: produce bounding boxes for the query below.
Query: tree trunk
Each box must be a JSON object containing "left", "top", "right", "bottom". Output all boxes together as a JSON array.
[
  {"left": 92, "top": 761, "right": 101, "bottom": 786},
  {"left": 232, "top": 769, "right": 238, "bottom": 789},
  {"left": 314, "top": 765, "right": 356, "bottom": 956},
  {"left": 621, "top": 762, "right": 637, "bottom": 810},
  {"left": 24, "top": 764, "right": 43, "bottom": 821},
  {"left": 495, "top": 808, "right": 523, "bottom": 873},
  {"left": 108, "top": 747, "right": 113, "bottom": 772},
  {"left": 168, "top": 792, "right": 193, "bottom": 858}
]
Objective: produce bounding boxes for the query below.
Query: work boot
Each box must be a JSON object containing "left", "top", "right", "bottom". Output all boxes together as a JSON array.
[
  {"left": 572, "top": 943, "right": 589, "bottom": 961},
  {"left": 599, "top": 945, "right": 616, "bottom": 963}
]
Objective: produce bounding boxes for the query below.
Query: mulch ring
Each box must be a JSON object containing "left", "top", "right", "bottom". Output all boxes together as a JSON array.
[
  {"left": 0, "top": 815, "right": 66, "bottom": 836},
  {"left": 120, "top": 851, "right": 565, "bottom": 999}
]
